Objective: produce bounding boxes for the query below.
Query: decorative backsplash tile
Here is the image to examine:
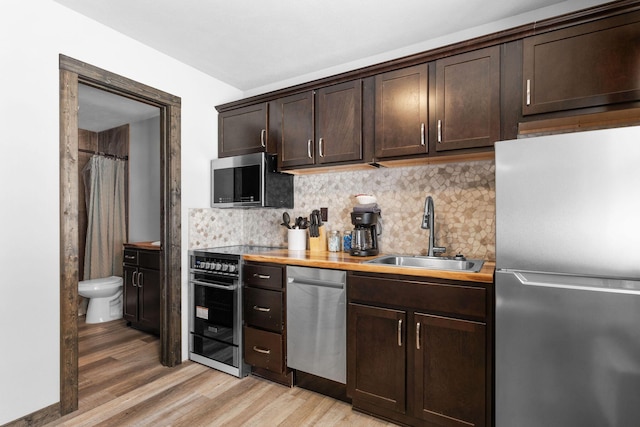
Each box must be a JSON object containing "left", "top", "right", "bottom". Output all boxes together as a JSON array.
[{"left": 189, "top": 160, "right": 496, "bottom": 260}]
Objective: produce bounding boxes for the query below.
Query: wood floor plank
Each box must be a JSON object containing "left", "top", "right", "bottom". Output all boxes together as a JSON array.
[{"left": 44, "top": 318, "right": 398, "bottom": 426}]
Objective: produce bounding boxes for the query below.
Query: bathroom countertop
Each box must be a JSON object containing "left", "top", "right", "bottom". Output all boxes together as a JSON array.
[{"left": 124, "top": 241, "right": 162, "bottom": 251}]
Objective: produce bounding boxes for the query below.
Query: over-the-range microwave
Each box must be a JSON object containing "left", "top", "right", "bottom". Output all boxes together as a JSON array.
[{"left": 210, "top": 152, "right": 293, "bottom": 208}]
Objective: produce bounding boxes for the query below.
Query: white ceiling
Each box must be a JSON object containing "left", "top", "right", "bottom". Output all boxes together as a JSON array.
[{"left": 55, "top": 0, "right": 610, "bottom": 95}]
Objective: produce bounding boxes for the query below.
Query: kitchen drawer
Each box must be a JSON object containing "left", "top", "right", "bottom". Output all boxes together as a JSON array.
[
  {"left": 244, "top": 326, "right": 284, "bottom": 373},
  {"left": 244, "top": 287, "right": 283, "bottom": 332},
  {"left": 349, "top": 273, "right": 486, "bottom": 320},
  {"left": 244, "top": 263, "right": 283, "bottom": 290}
]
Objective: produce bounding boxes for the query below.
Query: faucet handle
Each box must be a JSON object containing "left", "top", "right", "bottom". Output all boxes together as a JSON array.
[{"left": 432, "top": 246, "right": 446, "bottom": 255}]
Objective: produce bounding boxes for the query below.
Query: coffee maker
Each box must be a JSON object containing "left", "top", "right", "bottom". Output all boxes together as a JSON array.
[{"left": 350, "top": 205, "right": 381, "bottom": 257}]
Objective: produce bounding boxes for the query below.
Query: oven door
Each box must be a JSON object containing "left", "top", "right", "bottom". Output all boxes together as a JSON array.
[{"left": 189, "top": 275, "right": 241, "bottom": 369}]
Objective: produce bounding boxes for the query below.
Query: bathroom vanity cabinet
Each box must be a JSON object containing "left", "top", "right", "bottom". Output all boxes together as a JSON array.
[{"left": 123, "top": 244, "right": 161, "bottom": 335}]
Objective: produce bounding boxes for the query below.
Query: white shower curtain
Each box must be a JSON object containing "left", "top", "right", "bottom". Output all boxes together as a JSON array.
[{"left": 83, "top": 155, "right": 127, "bottom": 280}]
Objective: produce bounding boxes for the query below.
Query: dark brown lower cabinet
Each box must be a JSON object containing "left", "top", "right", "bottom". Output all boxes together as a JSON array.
[
  {"left": 242, "top": 262, "right": 293, "bottom": 386},
  {"left": 349, "top": 303, "right": 406, "bottom": 414},
  {"left": 414, "top": 313, "right": 486, "bottom": 427},
  {"left": 348, "top": 272, "right": 492, "bottom": 427},
  {"left": 123, "top": 246, "right": 161, "bottom": 335}
]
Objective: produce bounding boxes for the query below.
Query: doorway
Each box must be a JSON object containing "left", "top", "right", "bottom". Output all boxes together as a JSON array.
[{"left": 59, "top": 55, "right": 182, "bottom": 415}]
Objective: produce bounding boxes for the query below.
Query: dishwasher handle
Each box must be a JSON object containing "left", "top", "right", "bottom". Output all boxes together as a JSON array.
[{"left": 287, "top": 277, "right": 344, "bottom": 290}]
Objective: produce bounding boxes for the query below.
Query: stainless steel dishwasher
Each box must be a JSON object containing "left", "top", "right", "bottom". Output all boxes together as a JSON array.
[{"left": 286, "top": 266, "right": 346, "bottom": 384}]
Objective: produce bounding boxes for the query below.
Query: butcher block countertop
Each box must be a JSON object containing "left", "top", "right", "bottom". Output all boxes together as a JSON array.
[{"left": 243, "top": 249, "right": 495, "bottom": 284}]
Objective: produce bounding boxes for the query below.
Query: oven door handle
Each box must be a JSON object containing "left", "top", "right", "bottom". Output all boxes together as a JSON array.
[{"left": 190, "top": 279, "right": 238, "bottom": 291}]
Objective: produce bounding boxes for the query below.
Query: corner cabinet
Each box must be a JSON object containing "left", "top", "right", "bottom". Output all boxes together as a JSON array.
[
  {"left": 242, "top": 262, "right": 293, "bottom": 386},
  {"left": 123, "top": 246, "right": 161, "bottom": 335},
  {"left": 348, "top": 272, "right": 493, "bottom": 427},
  {"left": 273, "top": 79, "right": 370, "bottom": 170},
  {"left": 522, "top": 11, "right": 640, "bottom": 116},
  {"left": 218, "top": 102, "right": 272, "bottom": 157}
]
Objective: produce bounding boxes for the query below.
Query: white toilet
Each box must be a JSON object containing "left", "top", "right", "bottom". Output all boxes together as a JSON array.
[{"left": 78, "top": 276, "right": 124, "bottom": 324}]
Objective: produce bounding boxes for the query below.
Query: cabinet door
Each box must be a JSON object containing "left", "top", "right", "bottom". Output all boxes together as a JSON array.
[
  {"left": 218, "top": 103, "right": 268, "bottom": 157},
  {"left": 349, "top": 303, "right": 406, "bottom": 414},
  {"left": 375, "top": 64, "right": 429, "bottom": 159},
  {"left": 138, "top": 267, "right": 160, "bottom": 333},
  {"left": 123, "top": 265, "right": 138, "bottom": 322},
  {"left": 413, "top": 313, "right": 486, "bottom": 427},
  {"left": 523, "top": 11, "right": 640, "bottom": 116},
  {"left": 434, "top": 46, "right": 500, "bottom": 152},
  {"left": 315, "top": 80, "right": 363, "bottom": 164},
  {"left": 276, "top": 91, "right": 315, "bottom": 169}
]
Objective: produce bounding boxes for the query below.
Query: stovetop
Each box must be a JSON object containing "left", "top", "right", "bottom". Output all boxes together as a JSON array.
[{"left": 190, "top": 245, "right": 284, "bottom": 256}]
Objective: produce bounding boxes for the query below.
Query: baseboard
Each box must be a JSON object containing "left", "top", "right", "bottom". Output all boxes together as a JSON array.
[{"left": 3, "top": 402, "right": 60, "bottom": 427}]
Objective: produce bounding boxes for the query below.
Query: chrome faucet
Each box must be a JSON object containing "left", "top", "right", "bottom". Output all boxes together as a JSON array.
[{"left": 421, "top": 196, "right": 446, "bottom": 257}]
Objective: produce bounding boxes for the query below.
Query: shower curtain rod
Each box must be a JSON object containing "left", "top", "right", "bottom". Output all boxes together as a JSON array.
[{"left": 79, "top": 148, "right": 128, "bottom": 161}]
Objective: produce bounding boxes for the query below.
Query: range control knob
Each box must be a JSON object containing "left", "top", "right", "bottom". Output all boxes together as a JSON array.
[
  {"left": 221, "top": 263, "right": 229, "bottom": 272},
  {"left": 214, "top": 262, "right": 222, "bottom": 271},
  {"left": 228, "top": 264, "right": 237, "bottom": 273}
]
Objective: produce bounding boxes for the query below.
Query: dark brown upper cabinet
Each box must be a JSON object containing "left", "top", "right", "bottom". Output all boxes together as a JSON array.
[
  {"left": 433, "top": 45, "right": 501, "bottom": 153},
  {"left": 218, "top": 102, "right": 272, "bottom": 157},
  {"left": 315, "top": 80, "right": 363, "bottom": 165},
  {"left": 523, "top": 10, "right": 640, "bottom": 116},
  {"left": 273, "top": 79, "right": 365, "bottom": 170},
  {"left": 374, "top": 64, "right": 429, "bottom": 159},
  {"left": 272, "top": 91, "right": 315, "bottom": 169}
]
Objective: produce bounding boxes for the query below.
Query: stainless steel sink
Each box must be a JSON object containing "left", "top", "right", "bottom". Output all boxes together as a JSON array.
[{"left": 364, "top": 255, "right": 484, "bottom": 272}]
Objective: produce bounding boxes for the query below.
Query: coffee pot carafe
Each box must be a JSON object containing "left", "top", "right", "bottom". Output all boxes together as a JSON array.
[{"left": 350, "top": 210, "right": 380, "bottom": 256}]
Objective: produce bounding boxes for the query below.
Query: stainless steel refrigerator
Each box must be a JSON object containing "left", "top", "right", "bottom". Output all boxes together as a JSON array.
[{"left": 495, "top": 126, "right": 640, "bottom": 427}]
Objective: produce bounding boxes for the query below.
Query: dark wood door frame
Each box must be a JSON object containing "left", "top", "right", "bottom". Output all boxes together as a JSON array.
[{"left": 59, "top": 55, "right": 182, "bottom": 415}]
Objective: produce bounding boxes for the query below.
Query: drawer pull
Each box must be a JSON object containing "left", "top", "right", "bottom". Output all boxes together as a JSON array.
[
  {"left": 254, "top": 274, "right": 271, "bottom": 280},
  {"left": 253, "top": 346, "right": 271, "bottom": 355},
  {"left": 253, "top": 305, "right": 271, "bottom": 312},
  {"left": 398, "top": 319, "right": 403, "bottom": 347},
  {"left": 125, "top": 255, "right": 136, "bottom": 260},
  {"left": 416, "top": 322, "right": 421, "bottom": 350}
]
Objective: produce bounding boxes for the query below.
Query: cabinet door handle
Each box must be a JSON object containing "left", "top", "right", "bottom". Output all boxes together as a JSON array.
[
  {"left": 319, "top": 137, "right": 325, "bottom": 158},
  {"left": 526, "top": 79, "right": 531, "bottom": 106},
  {"left": 132, "top": 271, "right": 138, "bottom": 287},
  {"left": 307, "top": 139, "right": 313, "bottom": 159},
  {"left": 253, "top": 273, "right": 271, "bottom": 280},
  {"left": 138, "top": 272, "right": 143, "bottom": 288},
  {"left": 253, "top": 305, "right": 271, "bottom": 312},
  {"left": 253, "top": 346, "right": 271, "bottom": 355},
  {"left": 420, "top": 123, "right": 425, "bottom": 146},
  {"left": 416, "top": 322, "right": 421, "bottom": 350},
  {"left": 398, "top": 319, "right": 403, "bottom": 347},
  {"left": 260, "top": 129, "right": 266, "bottom": 147},
  {"left": 437, "top": 120, "right": 442, "bottom": 143}
]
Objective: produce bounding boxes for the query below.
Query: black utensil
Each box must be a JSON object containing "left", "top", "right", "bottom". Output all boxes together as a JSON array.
[{"left": 282, "top": 212, "right": 291, "bottom": 229}]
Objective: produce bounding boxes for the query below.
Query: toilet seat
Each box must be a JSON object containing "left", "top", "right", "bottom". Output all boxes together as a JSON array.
[{"left": 79, "top": 275, "right": 122, "bottom": 290}]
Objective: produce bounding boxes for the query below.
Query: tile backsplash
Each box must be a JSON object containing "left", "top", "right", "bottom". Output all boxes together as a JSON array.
[{"left": 189, "top": 160, "right": 495, "bottom": 260}]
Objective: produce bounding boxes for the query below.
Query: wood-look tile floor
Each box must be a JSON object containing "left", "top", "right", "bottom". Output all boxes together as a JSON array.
[{"left": 46, "top": 318, "right": 396, "bottom": 426}]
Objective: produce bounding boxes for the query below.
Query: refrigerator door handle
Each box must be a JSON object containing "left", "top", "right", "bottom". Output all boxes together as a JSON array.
[{"left": 513, "top": 271, "right": 640, "bottom": 295}]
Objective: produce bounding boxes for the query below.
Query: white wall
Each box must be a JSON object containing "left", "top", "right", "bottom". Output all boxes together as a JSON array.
[
  {"left": 129, "top": 115, "right": 161, "bottom": 243},
  {"left": 0, "top": 1, "right": 241, "bottom": 423}
]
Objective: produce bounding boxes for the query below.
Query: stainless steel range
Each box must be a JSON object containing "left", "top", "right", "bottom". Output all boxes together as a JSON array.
[{"left": 188, "top": 246, "right": 279, "bottom": 378}]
